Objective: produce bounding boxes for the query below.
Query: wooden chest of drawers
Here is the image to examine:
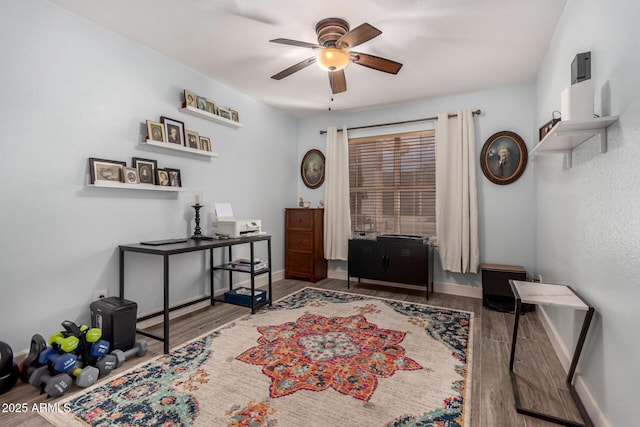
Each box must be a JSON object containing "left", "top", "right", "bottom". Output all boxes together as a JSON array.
[{"left": 285, "top": 208, "right": 327, "bottom": 282}]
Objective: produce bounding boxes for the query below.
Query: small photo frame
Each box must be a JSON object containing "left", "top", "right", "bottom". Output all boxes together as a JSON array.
[
  {"left": 480, "top": 131, "right": 528, "bottom": 185},
  {"left": 146, "top": 120, "right": 166, "bottom": 142},
  {"left": 156, "top": 168, "right": 170, "bottom": 186},
  {"left": 123, "top": 167, "right": 139, "bottom": 184},
  {"left": 301, "top": 149, "right": 325, "bottom": 189},
  {"left": 218, "top": 108, "right": 231, "bottom": 120},
  {"left": 199, "top": 136, "right": 211, "bottom": 152},
  {"left": 185, "top": 130, "right": 200, "bottom": 149},
  {"left": 205, "top": 99, "right": 217, "bottom": 115},
  {"left": 184, "top": 90, "right": 197, "bottom": 108},
  {"left": 165, "top": 168, "right": 182, "bottom": 187},
  {"left": 161, "top": 116, "right": 185, "bottom": 145},
  {"left": 229, "top": 109, "right": 239, "bottom": 122},
  {"left": 132, "top": 157, "right": 157, "bottom": 185},
  {"left": 89, "top": 158, "right": 126, "bottom": 184},
  {"left": 196, "top": 96, "right": 207, "bottom": 111}
]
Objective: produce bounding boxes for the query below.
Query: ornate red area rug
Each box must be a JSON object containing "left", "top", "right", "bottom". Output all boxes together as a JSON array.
[{"left": 41, "top": 287, "right": 473, "bottom": 426}]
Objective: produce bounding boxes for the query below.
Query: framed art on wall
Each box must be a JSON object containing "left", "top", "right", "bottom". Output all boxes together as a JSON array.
[
  {"left": 165, "top": 168, "right": 182, "bottom": 187},
  {"left": 185, "top": 130, "right": 200, "bottom": 149},
  {"left": 89, "top": 158, "right": 126, "bottom": 184},
  {"left": 480, "top": 131, "right": 528, "bottom": 185},
  {"left": 132, "top": 157, "right": 157, "bottom": 185},
  {"left": 146, "top": 120, "right": 166, "bottom": 142},
  {"left": 123, "top": 167, "right": 139, "bottom": 184},
  {"left": 161, "top": 116, "right": 185, "bottom": 146},
  {"left": 301, "top": 149, "right": 325, "bottom": 189}
]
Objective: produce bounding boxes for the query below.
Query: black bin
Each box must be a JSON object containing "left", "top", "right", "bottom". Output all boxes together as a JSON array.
[{"left": 90, "top": 297, "right": 137, "bottom": 351}]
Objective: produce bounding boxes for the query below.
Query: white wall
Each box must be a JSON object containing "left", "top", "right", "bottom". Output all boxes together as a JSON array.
[
  {"left": 535, "top": 0, "right": 640, "bottom": 425},
  {"left": 0, "top": 0, "right": 298, "bottom": 351},
  {"left": 296, "top": 85, "right": 537, "bottom": 286}
]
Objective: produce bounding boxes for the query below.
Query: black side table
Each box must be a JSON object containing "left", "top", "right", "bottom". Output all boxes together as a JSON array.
[{"left": 509, "top": 280, "right": 595, "bottom": 427}]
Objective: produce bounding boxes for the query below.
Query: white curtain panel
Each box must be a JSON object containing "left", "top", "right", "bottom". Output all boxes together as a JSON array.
[
  {"left": 323, "top": 126, "right": 351, "bottom": 260},
  {"left": 435, "top": 109, "right": 479, "bottom": 273}
]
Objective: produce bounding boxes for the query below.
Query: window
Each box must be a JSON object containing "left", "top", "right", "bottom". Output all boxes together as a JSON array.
[{"left": 349, "top": 130, "right": 435, "bottom": 237}]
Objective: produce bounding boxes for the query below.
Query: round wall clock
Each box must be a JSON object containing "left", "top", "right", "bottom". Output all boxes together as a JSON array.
[{"left": 480, "top": 131, "right": 528, "bottom": 185}]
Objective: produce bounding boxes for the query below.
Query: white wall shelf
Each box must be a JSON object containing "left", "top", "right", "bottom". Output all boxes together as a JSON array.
[
  {"left": 180, "top": 105, "right": 243, "bottom": 128},
  {"left": 141, "top": 139, "right": 219, "bottom": 157},
  {"left": 531, "top": 116, "right": 619, "bottom": 168},
  {"left": 88, "top": 179, "right": 187, "bottom": 192}
]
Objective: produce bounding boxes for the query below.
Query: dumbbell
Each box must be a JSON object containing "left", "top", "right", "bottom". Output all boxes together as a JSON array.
[
  {"left": 89, "top": 339, "right": 110, "bottom": 358},
  {"left": 93, "top": 354, "right": 117, "bottom": 376},
  {"left": 19, "top": 334, "right": 47, "bottom": 382},
  {"left": 48, "top": 332, "right": 79, "bottom": 353},
  {"left": 111, "top": 341, "right": 148, "bottom": 368},
  {"left": 0, "top": 341, "right": 19, "bottom": 395},
  {"left": 28, "top": 366, "right": 72, "bottom": 398},
  {"left": 69, "top": 363, "right": 99, "bottom": 388}
]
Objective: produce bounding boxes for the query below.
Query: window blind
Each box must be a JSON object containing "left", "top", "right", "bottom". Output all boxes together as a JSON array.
[{"left": 349, "top": 130, "right": 435, "bottom": 237}]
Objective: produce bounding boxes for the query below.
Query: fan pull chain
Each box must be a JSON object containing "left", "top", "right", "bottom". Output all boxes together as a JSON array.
[{"left": 328, "top": 96, "right": 334, "bottom": 111}]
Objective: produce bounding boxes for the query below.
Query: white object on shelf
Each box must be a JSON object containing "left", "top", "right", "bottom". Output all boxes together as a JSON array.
[
  {"left": 180, "top": 105, "right": 243, "bottom": 128},
  {"left": 560, "top": 80, "right": 594, "bottom": 121},
  {"left": 141, "top": 139, "right": 219, "bottom": 157},
  {"left": 531, "top": 116, "right": 619, "bottom": 168},
  {"left": 88, "top": 178, "right": 187, "bottom": 192}
]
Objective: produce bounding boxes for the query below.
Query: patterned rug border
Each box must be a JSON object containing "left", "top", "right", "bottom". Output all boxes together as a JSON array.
[{"left": 41, "top": 286, "right": 475, "bottom": 426}]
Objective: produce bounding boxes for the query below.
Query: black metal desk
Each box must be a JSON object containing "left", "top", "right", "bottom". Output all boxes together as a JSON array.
[
  {"left": 119, "top": 235, "right": 272, "bottom": 353},
  {"left": 509, "top": 280, "right": 594, "bottom": 427}
]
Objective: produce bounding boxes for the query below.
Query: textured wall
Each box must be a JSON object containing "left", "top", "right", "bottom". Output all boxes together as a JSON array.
[{"left": 535, "top": 0, "right": 640, "bottom": 424}]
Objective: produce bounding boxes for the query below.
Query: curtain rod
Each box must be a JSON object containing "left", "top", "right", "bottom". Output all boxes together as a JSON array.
[{"left": 319, "top": 109, "right": 481, "bottom": 135}]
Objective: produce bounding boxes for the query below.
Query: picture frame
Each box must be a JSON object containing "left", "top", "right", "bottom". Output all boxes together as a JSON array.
[
  {"left": 480, "top": 131, "right": 528, "bottom": 185},
  {"left": 301, "top": 149, "right": 325, "bottom": 189},
  {"left": 196, "top": 96, "right": 207, "bottom": 111},
  {"left": 165, "top": 168, "right": 182, "bottom": 187},
  {"left": 184, "top": 90, "right": 197, "bottom": 108},
  {"left": 123, "top": 167, "right": 139, "bottom": 184},
  {"left": 539, "top": 117, "right": 561, "bottom": 141},
  {"left": 146, "top": 120, "right": 166, "bottom": 143},
  {"left": 185, "top": 129, "right": 200, "bottom": 149},
  {"left": 218, "top": 107, "right": 231, "bottom": 120},
  {"left": 156, "top": 168, "right": 170, "bottom": 186},
  {"left": 161, "top": 116, "right": 185, "bottom": 146},
  {"left": 132, "top": 157, "right": 158, "bottom": 185},
  {"left": 199, "top": 136, "right": 211, "bottom": 152},
  {"left": 205, "top": 99, "right": 217, "bottom": 115},
  {"left": 229, "top": 109, "right": 239, "bottom": 122},
  {"left": 89, "top": 158, "right": 126, "bottom": 184}
]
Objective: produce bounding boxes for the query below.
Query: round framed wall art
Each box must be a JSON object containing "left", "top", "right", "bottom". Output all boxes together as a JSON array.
[{"left": 480, "top": 131, "right": 528, "bottom": 185}]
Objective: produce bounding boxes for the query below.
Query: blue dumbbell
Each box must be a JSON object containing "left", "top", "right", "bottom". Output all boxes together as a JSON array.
[{"left": 89, "top": 340, "right": 110, "bottom": 358}]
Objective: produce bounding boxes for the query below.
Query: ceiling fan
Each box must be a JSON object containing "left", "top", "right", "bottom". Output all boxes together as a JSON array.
[{"left": 270, "top": 18, "right": 403, "bottom": 94}]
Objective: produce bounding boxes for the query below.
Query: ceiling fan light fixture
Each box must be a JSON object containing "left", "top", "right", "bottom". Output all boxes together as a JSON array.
[{"left": 316, "top": 47, "right": 350, "bottom": 71}]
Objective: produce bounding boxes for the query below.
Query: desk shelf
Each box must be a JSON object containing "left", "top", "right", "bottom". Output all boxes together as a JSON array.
[
  {"left": 531, "top": 116, "right": 619, "bottom": 168},
  {"left": 213, "top": 264, "right": 270, "bottom": 275},
  {"left": 141, "top": 139, "right": 219, "bottom": 157},
  {"left": 180, "top": 105, "right": 243, "bottom": 128}
]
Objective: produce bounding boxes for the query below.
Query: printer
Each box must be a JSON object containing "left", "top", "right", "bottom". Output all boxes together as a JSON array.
[{"left": 210, "top": 203, "right": 265, "bottom": 238}]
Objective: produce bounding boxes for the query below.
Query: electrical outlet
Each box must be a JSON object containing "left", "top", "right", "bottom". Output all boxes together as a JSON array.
[{"left": 94, "top": 289, "right": 107, "bottom": 300}]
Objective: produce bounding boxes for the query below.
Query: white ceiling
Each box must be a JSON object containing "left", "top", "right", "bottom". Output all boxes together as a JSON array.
[{"left": 49, "top": 0, "right": 566, "bottom": 118}]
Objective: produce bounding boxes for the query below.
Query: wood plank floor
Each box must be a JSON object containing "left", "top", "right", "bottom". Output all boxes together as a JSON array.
[{"left": 1, "top": 278, "right": 584, "bottom": 426}]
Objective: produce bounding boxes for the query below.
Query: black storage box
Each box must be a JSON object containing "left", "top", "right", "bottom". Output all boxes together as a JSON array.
[
  {"left": 224, "top": 287, "right": 266, "bottom": 306},
  {"left": 90, "top": 297, "right": 137, "bottom": 351}
]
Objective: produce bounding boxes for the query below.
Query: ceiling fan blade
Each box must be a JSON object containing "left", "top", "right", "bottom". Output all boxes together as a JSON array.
[
  {"left": 336, "top": 23, "right": 382, "bottom": 49},
  {"left": 271, "top": 57, "right": 316, "bottom": 80},
  {"left": 269, "top": 38, "right": 321, "bottom": 49},
  {"left": 350, "top": 52, "right": 403, "bottom": 74},
  {"left": 329, "top": 70, "right": 347, "bottom": 94}
]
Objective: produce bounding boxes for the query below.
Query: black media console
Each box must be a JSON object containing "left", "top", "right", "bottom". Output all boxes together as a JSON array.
[{"left": 347, "top": 236, "right": 434, "bottom": 300}]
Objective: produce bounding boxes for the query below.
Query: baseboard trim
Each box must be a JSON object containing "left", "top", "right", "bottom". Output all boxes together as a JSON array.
[{"left": 536, "top": 306, "right": 611, "bottom": 427}]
